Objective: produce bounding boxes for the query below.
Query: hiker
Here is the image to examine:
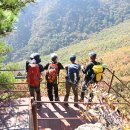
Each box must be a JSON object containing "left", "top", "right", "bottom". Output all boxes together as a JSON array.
[
  {"left": 64, "top": 54, "right": 80, "bottom": 107},
  {"left": 43, "top": 53, "right": 64, "bottom": 101},
  {"left": 80, "top": 52, "right": 104, "bottom": 101},
  {"left": 26, "top": 53, "right": 44, "bottom": 108}
]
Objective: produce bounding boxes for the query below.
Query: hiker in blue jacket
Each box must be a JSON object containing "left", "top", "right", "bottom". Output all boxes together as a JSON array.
[{"left": 64, "top": 54, "right": 80, "bottom": 107}]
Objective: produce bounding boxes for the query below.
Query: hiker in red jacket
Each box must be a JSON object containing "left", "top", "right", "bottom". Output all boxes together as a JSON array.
[{"left": 26, "top": 53, "right": 44, "bottom": 108}]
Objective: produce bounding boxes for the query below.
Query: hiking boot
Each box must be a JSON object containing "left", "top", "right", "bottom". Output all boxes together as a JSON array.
[
  {"left": 79, "top": 98, "right": 84, "bottom": 102},
  {"left": 55, "top": 97, "right": 60, "bottom": 101},
  {"left": 74, "top": 103, "right": 79, "bottom": 108},
  {"left": 64, "top": 103, "right": 69, "bottom": 107}
]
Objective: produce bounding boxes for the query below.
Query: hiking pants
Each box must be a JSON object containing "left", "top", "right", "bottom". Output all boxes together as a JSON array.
[
  {"left": 47, "top": 82, "right": 59, "bottom": 101},
  {"left": 64, "top": 82, "right": 78, "bottom": 103},
  {"left": 29, "top": 86, "right": 41, "bottom": 101},
  {"left": 80, "top": 81, "right": 89, "bottom": 100}
]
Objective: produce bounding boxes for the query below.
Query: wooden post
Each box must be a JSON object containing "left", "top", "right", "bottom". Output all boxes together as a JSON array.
[
  {"left": 32, "top": 99, "right": 38, "bottom": 130},
  {"left": 108, "top": 71, "right": 115, "bottom": 93},
  {"left": 29, "top": 97, "right": 34, "bottom": 130}
]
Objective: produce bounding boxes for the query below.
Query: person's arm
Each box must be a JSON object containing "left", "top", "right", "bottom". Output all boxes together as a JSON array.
[
  {"left": 82, "top": 63, "right": 92, "bottom": 74},
  {"left": 76, "top": 71, "right": 80, "bottom": 84},
  {"left": 57, "top": 62, "right": 64, "bottom": 74},
  {"left": 39, "top": 64, "right": 44, "bottom": 73},
  {"left": 43, "top": 63, "right": 49, "bottom": 70},
  {"left": 26, "top": 61, "right": 29, "bottom": 72},
  {"left": 58, "top": 63, "right": 64, "bottom": 70},
  {"left": 78, "top": 64, "right": 81, "bottom": 71}
]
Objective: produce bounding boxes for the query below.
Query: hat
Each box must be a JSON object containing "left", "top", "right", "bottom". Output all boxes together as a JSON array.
[
  {"left": 70, "top": 54, "right": 76, "bottom": 61},
  {"left": 89, "top": 52, "right": 97, "bottom": 57},
  {"left": 30, "top": 53, "right": 41, "bottom": 63},
  {"left": 30, "top": 53, "right": 40, "bottom": 59},
  {"left": 51, "top": 53, "right": 57, "bottom": 58}
]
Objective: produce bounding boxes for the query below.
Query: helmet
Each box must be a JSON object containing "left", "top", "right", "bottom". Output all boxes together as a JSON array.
[
  {"left": 89, "top": 52, "right": 97, "bottom": 57},
  {"left": 70, "top": 54, "right": 76, "bottom": 61},
  {"left": 51, "top": 53, "right": 58, "bottom": 61},
  {"left": 30, "top": 53, "right": 41, "bottom": 64},
  {"left": 30, "top": 53, "right": 40, "bottom": 59}
]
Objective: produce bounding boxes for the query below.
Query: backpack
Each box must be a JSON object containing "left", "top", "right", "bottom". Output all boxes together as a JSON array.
[
  {"left": 46, "top": 63, "right": 58, "bottom": 83},
  {"left": 92, "top": 65, "right": 103, "bottom": 81},
  {"left": 67, "top": 64, "right": 80, "bottom": 84},
  {"left": 27, "top": 64, "right": 41, "bottom": 86}
]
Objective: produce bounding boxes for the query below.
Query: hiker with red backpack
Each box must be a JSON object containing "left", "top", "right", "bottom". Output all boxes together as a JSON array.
[
  {"left": 43, "top": 53, "right": 64, "bottom": 101},
  {"left": 64, "top": 55, "right": 80, "bottom": 108},
  {"left": 26, "top": 53, "right": 44, "bottom": 108}
]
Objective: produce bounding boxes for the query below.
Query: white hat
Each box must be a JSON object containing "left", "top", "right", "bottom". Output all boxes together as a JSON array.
[{"left": 50, "top": 53, "right": 58, "bottom": 58}]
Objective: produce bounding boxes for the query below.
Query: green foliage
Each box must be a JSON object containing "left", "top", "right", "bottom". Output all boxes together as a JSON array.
[
  {"left": 4, "top": 0, "right": 130, "bottom": 61},
  {"left": 41, "top": 20, "right": 130, "bottom": 65},
  {"left": 0, "top": 0, "right": 34, "bottom": 35},
  {"left": 0, "top": 72, "right": 15, "bottom": 90},
  {"left": 0, "top": 41, "right": 11, "bottom": 68},
  {"left": 0, "top": 0, "right": 34, "bottom": 92}
]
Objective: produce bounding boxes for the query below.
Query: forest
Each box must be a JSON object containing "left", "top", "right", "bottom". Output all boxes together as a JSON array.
[
  {"left": 3, "top": 0, "right": 130, "bottom": 61},
  {"left": 0, "top": 1, "right": 130, "bottom": 129}
]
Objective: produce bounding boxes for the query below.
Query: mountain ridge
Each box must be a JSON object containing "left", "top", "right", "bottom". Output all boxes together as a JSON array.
[{"left": 2, "top": 0, "right": 130, "bottom": 61}]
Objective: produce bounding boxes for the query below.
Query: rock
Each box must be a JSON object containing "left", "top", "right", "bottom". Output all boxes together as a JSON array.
[{"left": 75, "top": 122, "right": 106, "bottom": 130}]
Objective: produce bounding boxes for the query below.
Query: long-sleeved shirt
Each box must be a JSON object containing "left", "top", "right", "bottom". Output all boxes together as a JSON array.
[{"left": 82, "top": 61, "right": 100, "bottom": 81}]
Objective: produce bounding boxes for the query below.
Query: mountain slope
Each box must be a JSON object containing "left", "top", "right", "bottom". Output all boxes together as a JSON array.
[
  {"left": 3, "top": 0, "right": 130, "bottom": 61},
  {"left": 41, "top": 20, "right": 130, "bottom": 79}
]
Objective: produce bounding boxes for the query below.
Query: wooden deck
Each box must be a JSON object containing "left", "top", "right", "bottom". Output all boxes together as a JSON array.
[
  {"left": 0, "top": 96, "right": 86, "bottom": 130},
  {"left": 37, "top": 96, "right": 86, "bottom": 130},
  {"left": 0, "top": 98, "right": 30, "bottom": 130}
]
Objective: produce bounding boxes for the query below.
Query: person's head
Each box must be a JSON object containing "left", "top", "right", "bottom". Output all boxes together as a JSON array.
[
  {"left": 51, "top": 53, "right": 58, "bottom": 62},
  {"left": 30, "top": 59, "right": 36, "bottom": 64},
  {"left": 89, "top": 52, "right": 97, "bottom": 61},
  {"left": 30, "top": 53, "right": 41, "bottom": 64},
  {"left": 70, "top": 54, "right": 76, "bottom": 63}
]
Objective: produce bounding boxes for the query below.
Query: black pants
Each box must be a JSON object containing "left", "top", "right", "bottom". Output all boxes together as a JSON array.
[
  {"left": 47, "top": 82, "right": 59, "bottom": 101},
  {"left": 80, "top": 76, "right": 97, "bottom": 100},
  {"left": 29, "top": 86, "right": 41, "bottom": 101}
]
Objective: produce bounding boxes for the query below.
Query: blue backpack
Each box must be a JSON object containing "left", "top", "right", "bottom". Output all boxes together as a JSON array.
[{"left": 67, "top": 64, "right": 80, "bottom": 84}]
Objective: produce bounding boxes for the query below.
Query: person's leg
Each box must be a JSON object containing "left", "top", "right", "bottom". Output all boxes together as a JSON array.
[
  {"left": 35, "top": 86, "right": 42, "bottom": 108},
  {"left": 29, "top": 86, "right": 35, "bottom": 100},
  {"left": 72, "top": 84, "right": 78, "bottom": 107},
  {"left": 64, "top": 82, "right": 71, "bottom": 106},
  {"left": 47, "top": 83, "right": 53, "bottom": 101},
  {"left": 80, "top": 81, "right": 87, "bottom": 101},
  {"left": 53, "top": 83, "right": 59, "bottom": 101},
  {"left": 35, "top": 87, "right": 41, "bottom": 101}
]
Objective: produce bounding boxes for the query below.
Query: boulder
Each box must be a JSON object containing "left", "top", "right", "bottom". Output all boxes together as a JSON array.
[{"left": 75, "top": 123, "right": 106, "bottom": 130}]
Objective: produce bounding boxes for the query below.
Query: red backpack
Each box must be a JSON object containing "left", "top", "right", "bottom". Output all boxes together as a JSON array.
[
  {"left": 46, "top": 63, "right": 58, "bottom": 83},
  {"left": 27, "top": 64, "right": 41, "bottom": 86}
]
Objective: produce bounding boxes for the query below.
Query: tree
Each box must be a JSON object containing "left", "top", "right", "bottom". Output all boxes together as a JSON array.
[{"left": 0, "top": 0, "right": 34, "bottom": 35}]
